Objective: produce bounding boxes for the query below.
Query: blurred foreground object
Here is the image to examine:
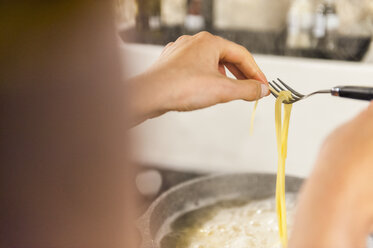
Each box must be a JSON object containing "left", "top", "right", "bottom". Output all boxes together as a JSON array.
[{"left": 0, "top": 1, "right": 136, "bottom": 247}]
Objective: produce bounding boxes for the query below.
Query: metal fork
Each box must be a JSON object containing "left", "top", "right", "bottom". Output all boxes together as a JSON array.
[{"left": 268, "top": 78, "right": 373, "bottom": 104}]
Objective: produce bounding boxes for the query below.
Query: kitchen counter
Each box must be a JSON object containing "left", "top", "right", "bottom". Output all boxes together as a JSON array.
[{"left": 122, "top": 43, "right": 372, "bottom": 178}]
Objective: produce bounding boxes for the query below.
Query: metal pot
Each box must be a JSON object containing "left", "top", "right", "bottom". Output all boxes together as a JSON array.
[{"left": 138, "top": 173, "right": 304, "bottom": 248}]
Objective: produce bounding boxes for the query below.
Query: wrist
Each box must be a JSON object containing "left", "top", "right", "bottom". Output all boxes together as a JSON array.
[{"left": 128, "top": 71, "right": 170, "bottom": 124}]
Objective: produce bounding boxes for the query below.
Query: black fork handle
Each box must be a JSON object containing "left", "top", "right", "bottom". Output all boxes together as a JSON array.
[{"left": 331, "top": 86, "right": 373, "bottom": 101}]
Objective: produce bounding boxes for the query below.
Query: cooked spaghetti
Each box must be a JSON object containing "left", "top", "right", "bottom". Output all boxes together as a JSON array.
[
  {"left": 274, "top": 91, "right": 293, "bottom": 247},
  {"left": 250, "top": 100, "right": 259, "bottom": 135}
]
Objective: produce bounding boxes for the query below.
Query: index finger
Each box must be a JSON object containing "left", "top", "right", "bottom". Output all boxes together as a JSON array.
[{"left": 216, "top": 37, "right": 268, "bottom": 84}]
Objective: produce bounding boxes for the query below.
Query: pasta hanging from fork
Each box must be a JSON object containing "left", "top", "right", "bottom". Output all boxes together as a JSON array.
[{"left": 274, "top": 91, "right": 293, "bottom": 247}]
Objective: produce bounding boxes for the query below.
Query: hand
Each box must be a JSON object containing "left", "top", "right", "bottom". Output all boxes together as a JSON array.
[
  {"left": 289, "top": 102, "right": 373, "bottom": 248},
  {"left": 129, "top": 31, "right": 269, "bottom": 125}
]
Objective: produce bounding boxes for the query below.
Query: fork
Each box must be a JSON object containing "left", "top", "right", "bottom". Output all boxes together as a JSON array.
[{"left": 268, "top": 78, "right": 373, "bottom": 104}]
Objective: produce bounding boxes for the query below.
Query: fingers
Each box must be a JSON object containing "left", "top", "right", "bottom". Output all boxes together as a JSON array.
[
  {"left": 234, "top": 79, "right": 269, "bottom": 101},
  {"left": 164, "top": 41, "right": 174, "bottom": 50},
  {"left": 224, "top": 63, "right": 270, "bottom": 97},
  {"left": 175, "top": 35, "right": 191, "bottom": 43},
  {"left": 160, "top": 42, "right": 174, "bottom": 56},
  {"left": 219, "top": 78, "right": 269, "bottom": 102},
  {"left": 218, "top": 62, "right": 226, "bottom": 76},
  {"left": 215, "top": 36, "right": 267, "bottom": 84},
  {"left": 161, "top": 35, "right": 192, "bottom": 56},
  {"left": 165, "top": 32, "right": 267, "bottom": 86},
  {"left": 224, "top": 62, "right": 246, "bottom": 80}
]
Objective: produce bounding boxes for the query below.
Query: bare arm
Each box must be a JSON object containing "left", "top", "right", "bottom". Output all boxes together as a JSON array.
[
  {"left": 290, "top": 102, "right": 373, "bottom": 248},
  {"left": 0, "top": 2, "right": 135, "bottom": 247}
]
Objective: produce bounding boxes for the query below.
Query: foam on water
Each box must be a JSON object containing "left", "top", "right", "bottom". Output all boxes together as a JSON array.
[{"left": 159, "top": 194, "right": 297, "bottom": 248}]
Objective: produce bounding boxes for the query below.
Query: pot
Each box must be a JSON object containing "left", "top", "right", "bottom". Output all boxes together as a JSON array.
[{"left": 138, "top": 173, "right": 304, "bottom": 248}]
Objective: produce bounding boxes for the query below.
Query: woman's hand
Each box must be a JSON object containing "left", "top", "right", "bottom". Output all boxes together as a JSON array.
[
  {"left": 129, "top": 31, "right": 269, "bottom": 125},
  {"left": 289, "top": 102, "right": 373, "bottom": 248}
]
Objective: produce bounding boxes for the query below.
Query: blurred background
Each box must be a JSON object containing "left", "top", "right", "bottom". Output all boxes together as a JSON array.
[
  {"left": 117, "top": 0, "right": 373, "bottom": 61},
  {"left": 115, "top": 0, "right": 373, "bottom": 210}
]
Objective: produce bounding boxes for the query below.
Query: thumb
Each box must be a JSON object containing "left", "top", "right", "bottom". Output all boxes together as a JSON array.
[{"left": 229, "top": 78, "right": 269, "bottom": 101}]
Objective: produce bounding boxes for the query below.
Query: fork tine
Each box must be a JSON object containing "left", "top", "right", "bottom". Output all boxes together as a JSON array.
[
  {"left": 268, "top": 81, "right": 281, "bottom": 93},
  {"left": 269, "top": 87, "right": 279, "bottom": 98},
  {"left": 272, "top": 80, "right": 285, "bottom": 91},
  {"left": 271, "top": 80, "right": 301, "bottom": 102},
  {"left": 270, "top": 91, "right": 279, "bottom": 98},
  {"left": 285, "top": 98, "right": 298, "bottom": 104},
  {"left": 283, "top": 94, "right": 301, "bottom": 104},
  {"left": 277, "top": 78, "right": 304, "bottom": 97},
  {"left": 268, "top": 81, "right": 300, "bottom": 101},
  {"left": 268, "top": 83, "right": 279, "bottom": 95}
]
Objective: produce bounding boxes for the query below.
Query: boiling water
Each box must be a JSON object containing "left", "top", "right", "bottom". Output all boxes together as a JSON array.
[{"left": 159, "top": 194, "right": 296, "bottom": 248}]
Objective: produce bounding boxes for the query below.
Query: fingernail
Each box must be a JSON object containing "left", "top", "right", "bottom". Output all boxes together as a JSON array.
[
  {"left": 257, "top": 72, "right": 267, "bottom": 84},
  {"left": 261, "top": 75, "right": 268, "bottom": 84},
  {"left": 260, "top": 84, "right": 269, "bottom": 98}
]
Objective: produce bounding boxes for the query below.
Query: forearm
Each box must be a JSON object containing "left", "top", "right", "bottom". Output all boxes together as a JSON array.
[
  {"left": 290, "top": 103, "right": 373, "bottom": 248},
  {"left": 290, "top": 157, "right": 373, "bottom": 248}
]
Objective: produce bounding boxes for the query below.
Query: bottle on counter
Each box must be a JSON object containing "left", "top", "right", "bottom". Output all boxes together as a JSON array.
[
  {"left": 184, "top": 0, "right": 205, "bottom": 32},
  {"left": 136, "top": 0, "right": 161, "bottom": 30},
  {"left": 160, "top": 0, "right": 187, "bottom": 27},
  {"left": 286, "top": 0, "right": 315, "bottom": 50},
  {"left": 313, "top": 0, "right": 339, "bottom": 52},
  {"left": 312, "top": 1, "right": 326, "bottom": 47}
]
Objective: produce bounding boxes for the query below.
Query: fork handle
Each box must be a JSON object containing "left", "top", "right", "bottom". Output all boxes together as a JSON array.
[{"left": 331, "top": 86, "right": 373, "bottom": 101}]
